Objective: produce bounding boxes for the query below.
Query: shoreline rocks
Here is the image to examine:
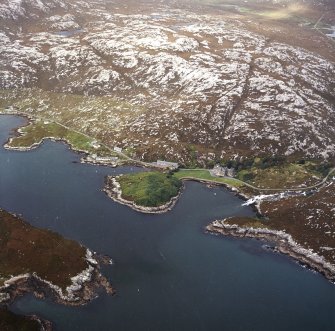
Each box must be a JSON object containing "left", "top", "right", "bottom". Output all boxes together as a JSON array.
[
  {"left": 206, "top": 219, "right": 335, "bottom": 283},
  {"left": 30, "top": 315, "right": 53, "bottom": 331},
  {"left": 0, "top": 306, "right": 53, "bottom": 331},
  {"left": 31, "top": 315, "right": 53, "bottom": 331},
  {"left": 103, "top": 175, "right": 183, "bottom": 214},
  {"left": 2, "top": 113, "right": 334, "bottom": 299},
  {"left": 0, "top": 249, "right": 114, "bottom": 307},
  {"left": 1, "top": 112, "right": 122, "bottom": 168}
]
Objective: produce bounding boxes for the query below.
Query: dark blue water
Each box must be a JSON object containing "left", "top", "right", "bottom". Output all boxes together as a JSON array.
[{"left": 1, "top": 115, "right": 335, "bottom": 331}]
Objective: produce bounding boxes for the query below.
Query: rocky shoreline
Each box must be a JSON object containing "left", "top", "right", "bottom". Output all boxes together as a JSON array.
[
  {"left": 0, "top": 306, "right": 53, "bottom": 331},
  {"left": 104, "top": 176, "right": 255, "bottom": 215},
  {"left": 2, "top": 112, "right": 86, "bottom": 153},
  {"left": 0, "top": 249, "right": 114, "bottom": 307},
  {"left": 22, "top": 313, "right": 53, "bottom": 331},
  {"left": 29, "top": 315, "right": 53, "bottom": 331},
  {"left": 181, "top": 177, "right": 251, "bottom": 199},
  {"left": 206, "top": 219, "right": 335, "bottom": 283},
  {"left": 2, "top": 114, "right": 334, "bottom": 292},
  {"left": 104, "top": 175, "right": 183, "bottom": 214},
  {"left": 5, "top": 133, "right": 84, "bottom": 154}
]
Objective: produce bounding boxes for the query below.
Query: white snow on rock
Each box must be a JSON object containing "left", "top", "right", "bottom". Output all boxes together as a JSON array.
[{"left": 0, "top": 0, "right": 334, "bottom": 162}]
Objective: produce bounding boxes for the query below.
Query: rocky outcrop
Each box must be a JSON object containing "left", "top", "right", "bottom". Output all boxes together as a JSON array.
[{"left": 0, "top": 249, "right": 114, "bottom": 306}]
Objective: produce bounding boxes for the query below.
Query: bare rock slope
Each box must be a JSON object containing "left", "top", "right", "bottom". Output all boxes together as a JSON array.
[{"left": 0, "top": 0, "right": 334, "bottom": 164}]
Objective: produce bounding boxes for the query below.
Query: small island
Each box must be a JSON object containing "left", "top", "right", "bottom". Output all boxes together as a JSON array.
[
  {"left": 104, "top": 171, "right": 183, "bottom": 213},
  {"left": 0, "top": 209, "right": 114, "bottom": 309}
]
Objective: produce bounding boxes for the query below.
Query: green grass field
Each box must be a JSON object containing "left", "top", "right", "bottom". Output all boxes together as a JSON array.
[
  {"left": 118, "top": 171, "right": 182, "bottom": 207},
  {"left": 173, "top": 169, "right": 244, "bottom": 187},
  {"left": 8, "top": 120, "right": 115, "bottom": 157}
]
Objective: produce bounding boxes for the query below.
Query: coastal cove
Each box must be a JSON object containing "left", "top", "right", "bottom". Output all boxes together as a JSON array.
[{"left": 1, "top": 115, "right": 335, "bottom": 331}]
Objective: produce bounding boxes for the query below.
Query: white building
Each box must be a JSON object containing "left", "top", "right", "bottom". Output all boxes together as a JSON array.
[
  {"left": 95, "top": 156, "right": 118, "bottom": 162},
  {"left": 90, "top": 140, "right": 101, "bottom": 149},
  {"left": 156, "top": 160, "right": 179, "bottom": 169},
  {"left": 114, "top": 146, "right": 122, "bottom": 153},
  {"left": 211, "top": 164, "right": 236, "bottom": 178},
  {"left": 212, "top": 164, "right": 226, "bottom": 177},
  {"left": 226, "top": 167, "right": 236, "bottom": 177},
  {"left": 89, "top": 154, "right": 118, "bottom": 163}
]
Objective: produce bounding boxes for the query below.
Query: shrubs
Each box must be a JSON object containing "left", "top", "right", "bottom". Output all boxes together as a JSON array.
[
  {"left": 239, "top": 172, "right": 255, "bottom": 182},
  {"left": 308, "top": 162, "right": 333, "bottom": 176},
  {"left": 0, "top": 308, "right": 41, "bottom": 331},
  {"left": 221, "top": 156, "right": 285, "bottom": 171},
  {"left": 0, "top": 210, "right": 87, "bottom": 289}
]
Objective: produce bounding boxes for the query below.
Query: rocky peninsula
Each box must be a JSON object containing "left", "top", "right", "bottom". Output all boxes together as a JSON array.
[
  {"left": 1, "top": 112, "right": 121, "bottom": 167},
  {"left": 0, "top": 306, "right": 52, "bottom": 331},
  {"left": 207, "top": 219, "right": 335, "bottom": 283},
  {"left": 206, "top": 208, "right": 335, "bottom": 282},
  {"left": 0, "top": 209, "right": 114, "bottom": 329}
]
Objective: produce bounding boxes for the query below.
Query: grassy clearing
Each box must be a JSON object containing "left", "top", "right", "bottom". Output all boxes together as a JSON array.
[
  {"left": 0, "top": 210, "right": 87, "bottom": 289},
  {"left": 173, "top": 169, "right": 244, "bottom": 187},
  {"left": 224, "top": 217, "right": 268, "bottom": 229},
  {"left": 0, "top": 88, "right": 146, "bottom": 154},
  {"left": 8, "top": 120, "right": 117, "bottom": 157},
  {"left": 118, "top": 171, "right": 182, "bottom": 207}
]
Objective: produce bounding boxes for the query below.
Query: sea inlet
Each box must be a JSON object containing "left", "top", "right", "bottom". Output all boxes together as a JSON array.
[{"left": 1, "top": 115, "right": 335, "bottom": 331}]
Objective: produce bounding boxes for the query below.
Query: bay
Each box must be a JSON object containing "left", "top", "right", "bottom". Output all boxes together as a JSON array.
[{"left": 1, "top": 115, "right": 335, "bottom": 331}]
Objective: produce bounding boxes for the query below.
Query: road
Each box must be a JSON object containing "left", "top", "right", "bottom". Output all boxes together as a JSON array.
[{"left": 178, "top": 168, "right": 335, "bottom": 193}]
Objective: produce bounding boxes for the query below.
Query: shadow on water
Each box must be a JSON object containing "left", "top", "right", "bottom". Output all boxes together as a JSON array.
[{"left": 1, "top": 115, "right": 335, "bottom": 331}]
